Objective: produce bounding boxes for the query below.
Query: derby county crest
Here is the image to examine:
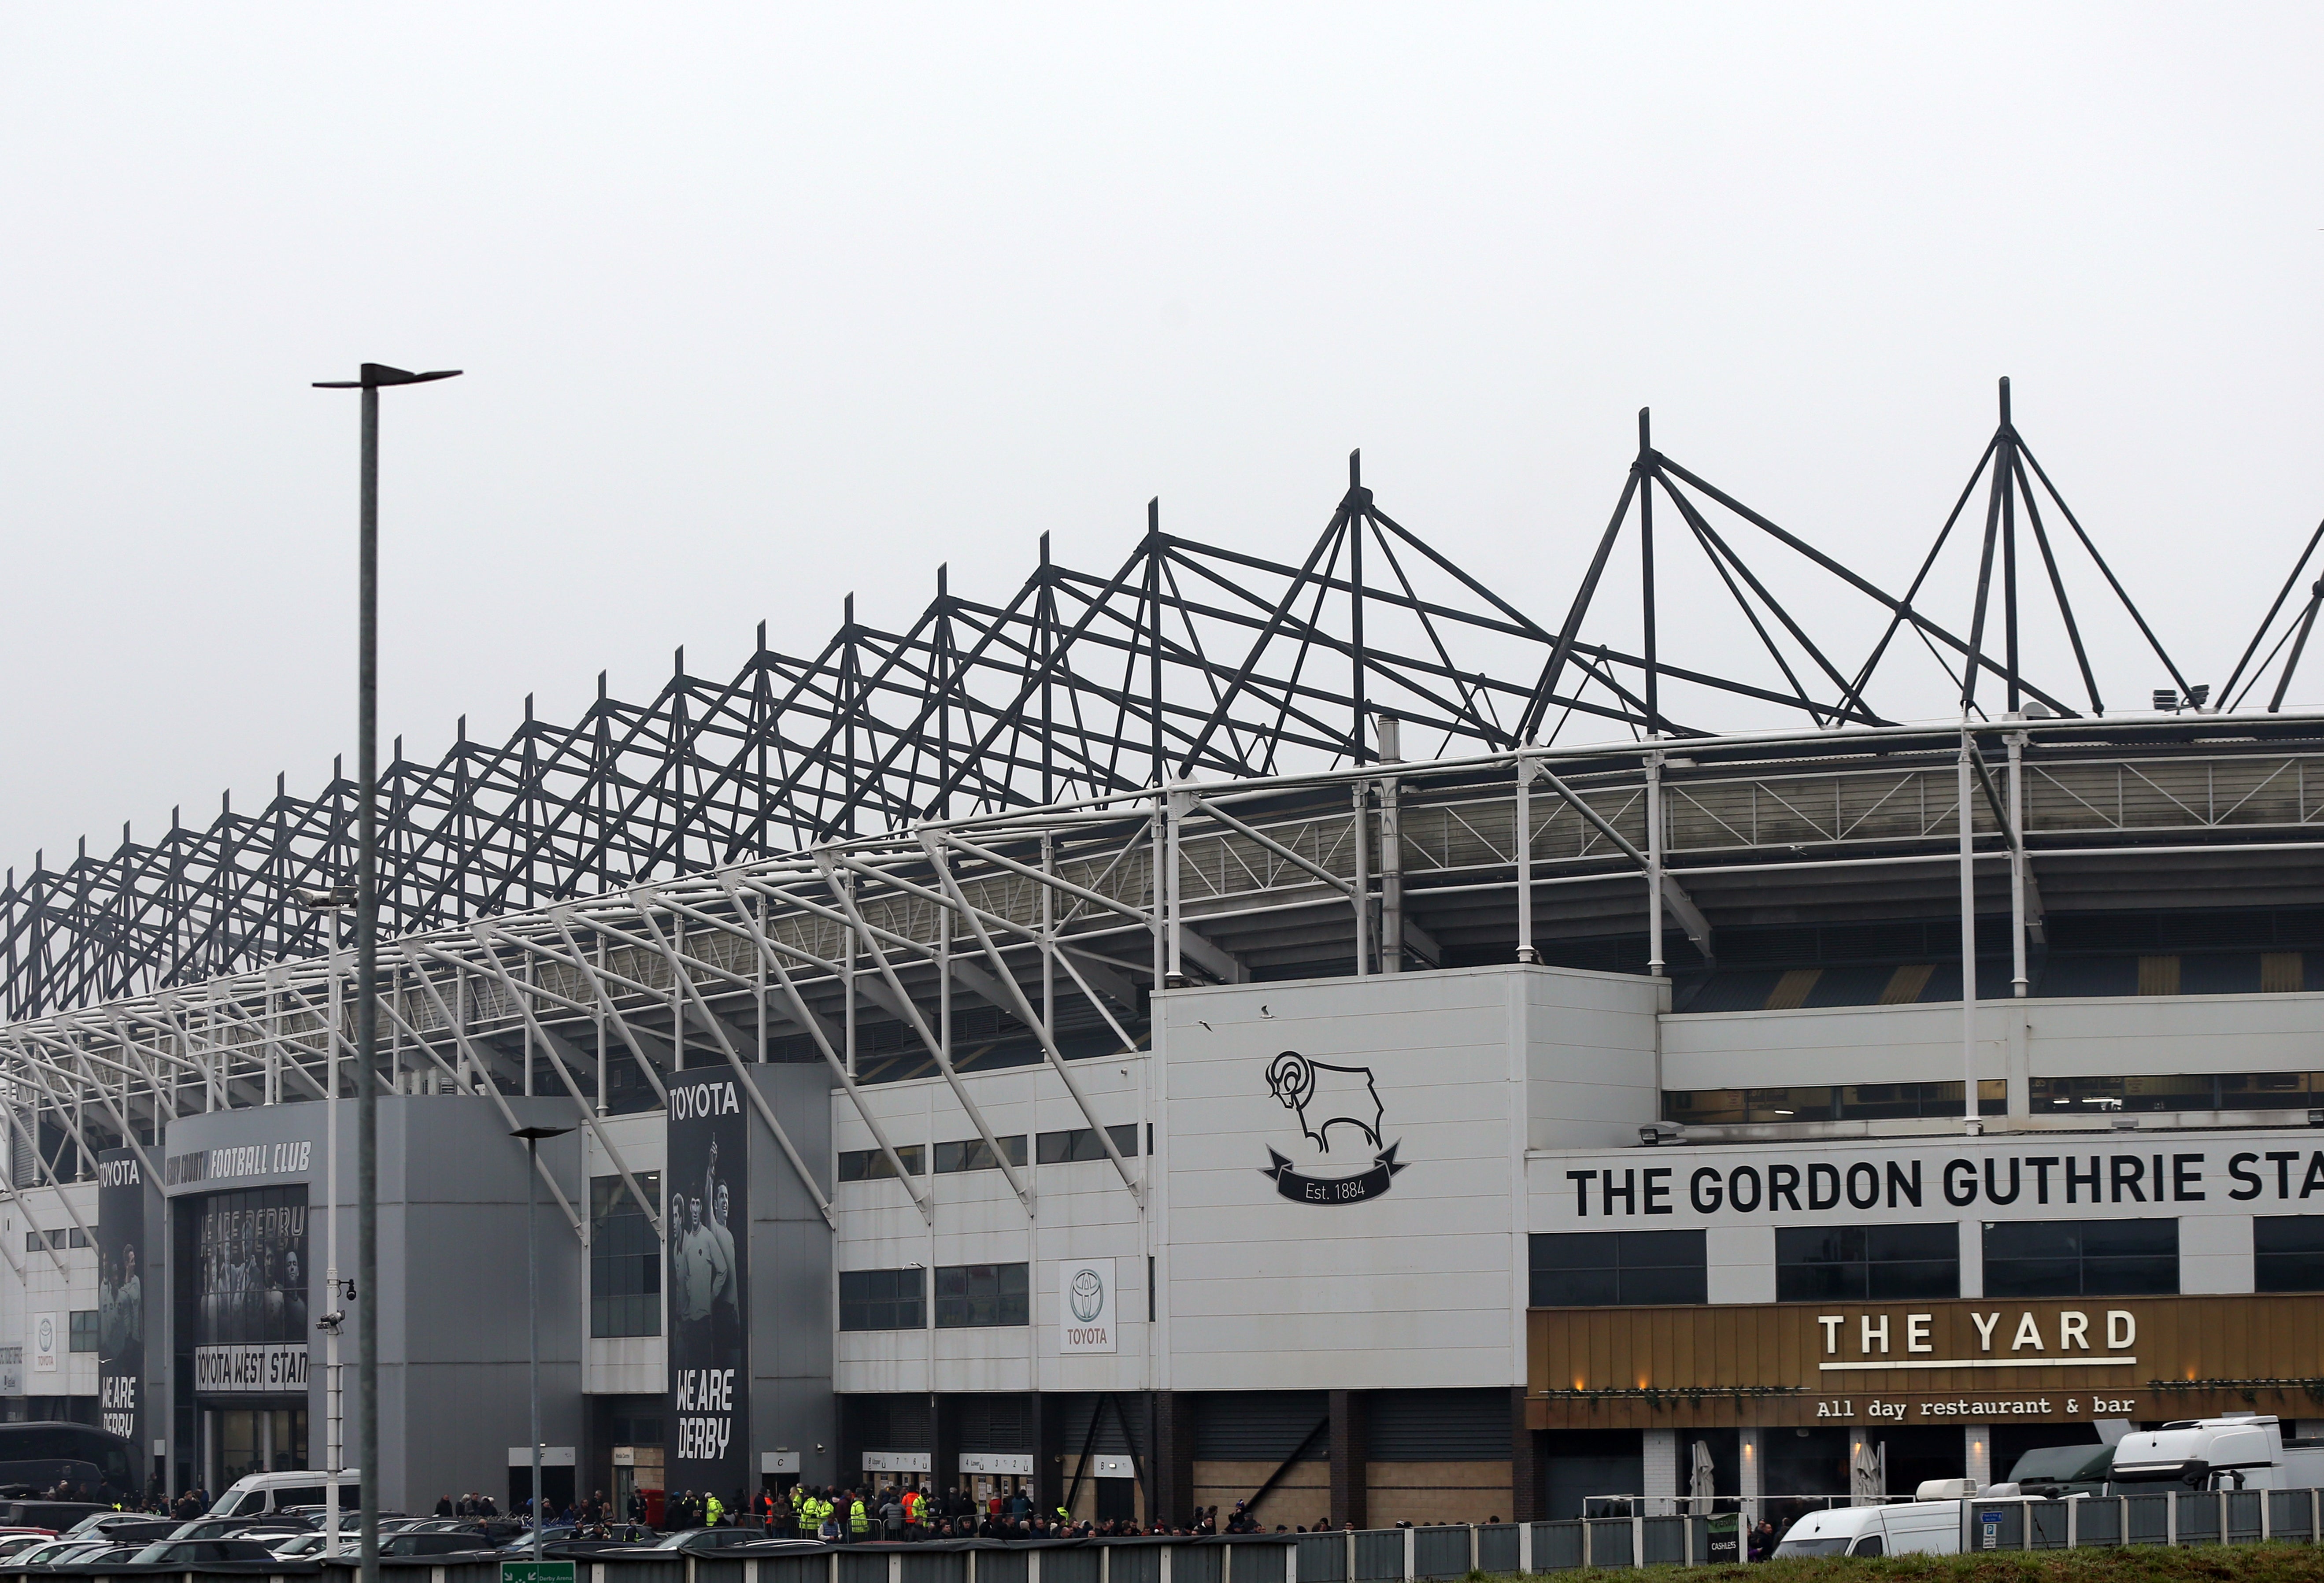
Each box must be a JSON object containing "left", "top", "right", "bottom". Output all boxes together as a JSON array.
[{"left": 1259, "top": 1050, "right": 1406, "bottom": 1204}]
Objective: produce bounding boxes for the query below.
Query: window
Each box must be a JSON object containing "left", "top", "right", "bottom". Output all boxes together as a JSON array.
[
  {"left": 589, "top": 1172, "right": 661, "bottom": 1339},
  {"left": 67, "top": 1312, "right": 97, "bottom": 1353},
  {"left": 1665, "top": 1082, "right": 2005, "bottom": 1126},
  {"left": 1984, "top": 1218, "right": 2177, "bottom": 1298},
  {"left": 1036, "top": 1125, "right": 1140, "bottom": 1165},
  {"left": 935, "top": 1262, "right": 1029, "bottom": 1327},
  {"left": 1529, "top": 1231, "right": 1705, "bottom": 1307},
  {"left": 839, "top": 1268, "right": 926, "bottom": 1331},
  {"left": 2034, "top": 1072, "right": 2324, "bottom": 1114},
  {"left": 2256, "top": 1217, "right": 2324, "bottom": 1293},
  {"left": 1776, "top": 1224, "right": 1958, "bottom": 1302},
  {"left": 935, "top": 1136, "right": 1027, "bottom": 1174},
  {"left": 839, "top": 1145, "right": 925, "bottom": 1182}
]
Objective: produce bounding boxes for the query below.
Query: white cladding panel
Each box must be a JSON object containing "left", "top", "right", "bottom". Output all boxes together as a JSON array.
[
  {"left": 1662, "top": 991, "right": 2324, "bottom": 1093},
  {"left": 830, "top": 1058, "right": 1151, "bottom": 1395},
  {"left": 1160, "top": 964, "right": 1656, "bottom": 1392}
]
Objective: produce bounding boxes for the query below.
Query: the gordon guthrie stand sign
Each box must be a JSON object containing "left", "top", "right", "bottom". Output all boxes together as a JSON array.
[
  {"left": 667, "top": 1075, "right": 748, "bottom": 1507},
  {"left": 1260, "top": 1050, "right": 1407, "bottom": 1203}
]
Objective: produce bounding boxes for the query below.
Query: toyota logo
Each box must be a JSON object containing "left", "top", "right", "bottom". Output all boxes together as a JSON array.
[{"left": 1069, "top": 1268, "right": 1104, "bottom": 1323}]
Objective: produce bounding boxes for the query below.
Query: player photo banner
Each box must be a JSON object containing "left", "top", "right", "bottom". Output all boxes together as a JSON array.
[
  {"left": 666, "top": 1075, "right": 748, "bottom": 1506},
  {"left": 96, "top": 1150, "right": 146, "bottom": 1446},
  {"left": 192, "top": 1185, "right": 310, "bottom": 1394}
]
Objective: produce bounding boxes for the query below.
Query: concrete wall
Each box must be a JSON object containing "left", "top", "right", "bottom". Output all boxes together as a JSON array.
[
  {"left": 1161, "top": 965, "right": 1654, "bottom": 1395},
  {"left": 162, "top": 1095, "right": 583, "bottom": 1513},
  {"left": 745, "top": 1064, "right": 837, "bottom": 1489}
]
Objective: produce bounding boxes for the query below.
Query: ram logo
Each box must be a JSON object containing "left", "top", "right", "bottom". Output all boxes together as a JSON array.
[{"left": 1264, "top": 1050, "right": 1384, "bottom": 1154}]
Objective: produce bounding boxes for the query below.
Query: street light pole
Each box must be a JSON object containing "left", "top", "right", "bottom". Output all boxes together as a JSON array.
[
  {"left": 511, "top": 1125, "right": 573, "bottom": 1568},
  {"left": 312, "top": 363, "right": 461, "bottom": 1583}
]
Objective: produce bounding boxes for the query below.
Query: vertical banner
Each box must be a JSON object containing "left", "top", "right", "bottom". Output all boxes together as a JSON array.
[
  {"left": 666, "top": 1075, "right": 748, "bottom": 1509},
  {"left": 96, "top": 1149, "right": 147, "bottom": 1450}
]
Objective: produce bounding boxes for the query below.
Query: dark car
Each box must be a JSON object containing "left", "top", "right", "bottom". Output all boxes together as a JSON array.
[
  {"left": 378, "top": 1532, "right": 498, "bottom": 1558},
  {"left": 57, "top": 1517, "right": 171, "bottom": 1543},
  {"left": 126, "top": 1539, "right": 283, "bottom": 1565},
  {"left": 611, "top": 1528, "right": 772, "bottom": 1557},
  {"left": 0, "top": 1512, "right": 104, "bottom": 1541},
  {"left": 43, "top": 1543, "right": 144, "bottom": 1572}
]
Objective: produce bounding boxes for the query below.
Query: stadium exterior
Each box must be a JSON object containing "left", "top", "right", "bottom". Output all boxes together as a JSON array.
[{"left": 9, "top": 388, "right": 2324, "bottom": 1524}]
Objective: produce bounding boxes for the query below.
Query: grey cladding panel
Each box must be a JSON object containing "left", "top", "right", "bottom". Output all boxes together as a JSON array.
[{"left": 1192, "top": 1391, "right": 1327, "bottom": 1461}]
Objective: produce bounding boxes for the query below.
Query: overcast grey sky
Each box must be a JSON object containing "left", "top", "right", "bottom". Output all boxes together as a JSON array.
[{"left": 4, "top": 4, "right": 2321, "bottom": 866}]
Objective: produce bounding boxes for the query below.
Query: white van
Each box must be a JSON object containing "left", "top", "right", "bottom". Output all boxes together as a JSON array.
[
  {"left": 2109, "top": 1416, "right": 2324, "bottom": 1492},
  {"left": 1774, "top": 1501, "right": 1962, "bottom": 1558},
  {"left": 207, "top": 1469, "right": 363, "bottom": 1519}
]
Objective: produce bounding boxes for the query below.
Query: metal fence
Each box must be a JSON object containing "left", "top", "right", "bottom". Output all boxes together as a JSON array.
[{"left": 41, "top": 1498, "right": 2324, "bottom": 1583}]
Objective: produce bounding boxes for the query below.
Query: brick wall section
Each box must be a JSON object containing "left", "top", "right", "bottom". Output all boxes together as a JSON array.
[
  {"left": 1365, "top": 1461, "right": 1515, "bottom": 1527},
  {"left": 1509, "top": 1387, "right": 1539, "bottom": 1522},
  {"left": 1191, "top": 1458, "right": 1331, "bottom": 1530}
]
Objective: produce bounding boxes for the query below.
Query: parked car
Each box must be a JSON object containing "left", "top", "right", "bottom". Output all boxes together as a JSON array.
[
  {"left": 378, "top": 1532, "right": 499, "bottom": 1558},
  {"left": 125, "top": 1539, "right": 284, "bottom": 1566},
  {"left": 614, "top": 1528, "right": 775, "bottom": 1557},
  {"left": 43, "top": 1544, "right": 145, "bottom": 1572},
  {"left": 3, "top": 1540, "right": 104, "bottom": 1569}
]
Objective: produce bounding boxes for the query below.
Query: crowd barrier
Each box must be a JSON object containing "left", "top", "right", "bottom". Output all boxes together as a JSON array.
[{"left": 38, "top": 1494, "right": 2324, "bottom": 1583}]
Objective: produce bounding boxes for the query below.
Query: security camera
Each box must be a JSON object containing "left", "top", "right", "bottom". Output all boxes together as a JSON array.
[{"left": 1638, "top": 1121, "right": 1684, "bottom": 1147}]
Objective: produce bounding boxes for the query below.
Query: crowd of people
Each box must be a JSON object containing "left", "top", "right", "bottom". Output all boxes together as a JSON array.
[
  {"left": 648, "top": 1483, "right": 1326, "bottom": 1542},
  {"left": 106, "top": 1478, "right": 1415, "bottom": 1545}
]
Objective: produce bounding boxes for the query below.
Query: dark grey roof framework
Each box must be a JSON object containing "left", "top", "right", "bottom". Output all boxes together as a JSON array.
[{"left": 0, "top": 382, "right": 2198, "bottom": 1026}]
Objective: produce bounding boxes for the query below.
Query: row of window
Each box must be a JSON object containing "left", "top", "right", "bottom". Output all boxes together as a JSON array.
[
  {"left": 1665, "top": 1073, "right": 2324, "bottom": 1127},
  {"left": 2034, "top": 1073, "right": 2324, "bottom": 1114},
  {"left": 1531, "top": 1217, "right": 2324, "bottom": 1306},
  {"left": 1664, "top": 1083, "right": 2008, "bottom": 1127},
  {"left": 24, "top": 1227, "right": 89, "bottom": 1253},
  {"left": 840, "top": 1264, "right": 1030, "bottom": 1330},
  {"left": 839, "top": 1125, "right": 1144, "bottom": 1183}
]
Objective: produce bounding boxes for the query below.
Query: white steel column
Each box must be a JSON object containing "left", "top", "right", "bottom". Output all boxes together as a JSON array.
[
  {"left": 2008, "top": 729, "right": 2029, "bottom": 998},
  {"left": 1515, "top": 758, "right": 1537, "bottom": 965},
  {"left": 1376, "top": 714, "right": 1402, "bottom": 975},
  {"left": 1645, "top": 753, "right": 1665, "bottom": 978},
  {"left": 1738, "top": 1429, "right": 1761, "bottom": 1527},
  {"left": 1958, "top": 723, "right": 1981, "bottom": 1135},
  {"left": 1165, "top": 787, "right": 1188, "bottom": 988}
]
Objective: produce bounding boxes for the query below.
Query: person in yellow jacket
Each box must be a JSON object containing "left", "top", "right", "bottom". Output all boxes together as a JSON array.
[
  {"left": 847, "top": 1494, "right": 871, "bottom": 1537},
  {"left": 705, "top": 1493, "right": 725, "bottom": 1528}
]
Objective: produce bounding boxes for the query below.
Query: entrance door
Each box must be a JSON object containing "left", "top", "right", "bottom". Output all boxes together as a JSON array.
[
  {"left": 510, "top": 1464, "right": 576, "bottom": 1517},
  {"left": 1095, "top": 1479, "right": 1136, "bottom": 1522},
  {"left": 208, "top": 1406, "right": 308, "bottom": 1489}
]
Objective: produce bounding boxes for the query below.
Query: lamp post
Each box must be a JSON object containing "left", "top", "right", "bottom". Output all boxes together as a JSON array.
[
  {"left": 311, "top": 363, "right": 461, "bottom": 1583},
  {"left": 511, "top": 1124, "right": 574, "bottom": 1567}
]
